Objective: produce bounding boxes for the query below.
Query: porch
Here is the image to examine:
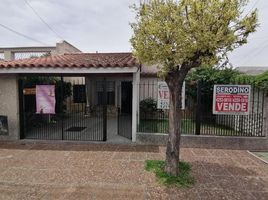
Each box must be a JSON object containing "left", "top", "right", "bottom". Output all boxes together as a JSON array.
[{"left": 0, "top": 53, "right": 140, "bottom": 143}]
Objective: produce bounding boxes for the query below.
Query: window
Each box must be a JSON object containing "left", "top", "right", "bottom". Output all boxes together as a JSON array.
[
  {"left": 73, "top": 85, "right": 86, "bottom": 103},
  {"left": 96, "top": 81, "right": 115, "bottom": 105}
]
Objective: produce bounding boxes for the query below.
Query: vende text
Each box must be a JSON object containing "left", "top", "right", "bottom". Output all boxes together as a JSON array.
[{"left": 213, "top": 85, "right": 251, "bottom": 115}]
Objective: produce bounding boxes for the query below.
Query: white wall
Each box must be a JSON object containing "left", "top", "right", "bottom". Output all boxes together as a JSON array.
[{"left": 0, "top": 75, "right": 20, "bottom": 140}]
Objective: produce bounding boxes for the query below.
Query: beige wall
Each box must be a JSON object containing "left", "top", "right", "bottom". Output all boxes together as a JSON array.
[
  {"left": 0, "top": 75, "right": 20, "bottom": 140},
  {"left": 140, "top": 77, "right": 160, "bottom": 101},
  {"left": 53, "top": 40, "right": 81, "bottom": 55}
]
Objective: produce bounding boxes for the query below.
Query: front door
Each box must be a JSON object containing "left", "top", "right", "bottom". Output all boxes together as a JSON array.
[
  {"left": 121, "top": 82, "right": 132, "bottom": 114},
  {"left": 118, "top": 82, "right": 132, "bottom": 139}
]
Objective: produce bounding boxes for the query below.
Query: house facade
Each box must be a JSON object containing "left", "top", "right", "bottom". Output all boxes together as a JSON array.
[
  {"left": 0, "top": 53, "right": 267, "bottom": 150},
  {"left": 0, "top": 52, "right": 144, "bottom": 143}
]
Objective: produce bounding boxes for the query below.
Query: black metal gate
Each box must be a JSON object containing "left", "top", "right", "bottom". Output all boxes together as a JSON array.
[
  {"left": 19, "top": 76, "right": 107, "bottom": 141},
  {"left": 118, "top": 82, "right": 132, "bottom": 140}
]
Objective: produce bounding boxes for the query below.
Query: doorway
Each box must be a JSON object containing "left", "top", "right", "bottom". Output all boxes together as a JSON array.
[
  {"left": 118, "top": 81, "right": 132, "bottom": 140},
  {"left": 121, "top": 82, "right": 133, "bottom": 114}
]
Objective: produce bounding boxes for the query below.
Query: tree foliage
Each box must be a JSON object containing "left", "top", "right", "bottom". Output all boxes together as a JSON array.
[
  {"left": 131, "top": 0, "right": 258, "bottom": 77},
  {"left": 186, "top": 67, "right": 240, "bottom": 96},
  {"left": 130, "top": 0, "right": 258, "bottom": 176},
  {"left": 233, "top": 70, "right": 268, "bottom": 89}
]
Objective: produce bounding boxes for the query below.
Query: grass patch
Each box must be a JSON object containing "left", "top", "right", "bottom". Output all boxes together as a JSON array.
[
  {"left": 252, "top": 152, "right": 268, "bottom": 162},
  {"left": 138, "top": 119, "right": 194, "bottom": 134},
  {"left": 138, "top": 118, "right": 238, "bottom": 136},
  {"left": 145, "top": 160, "right": 194, "bottom": 187}
]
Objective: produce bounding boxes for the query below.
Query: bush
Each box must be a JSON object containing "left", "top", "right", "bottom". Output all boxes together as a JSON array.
[{"left": 140, "top": 98, "right": 157, "bottom": 113}]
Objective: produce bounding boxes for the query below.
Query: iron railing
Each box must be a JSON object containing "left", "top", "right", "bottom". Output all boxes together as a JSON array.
[{"left": 137, "top": 81, "right": 266, "bottom": 137}]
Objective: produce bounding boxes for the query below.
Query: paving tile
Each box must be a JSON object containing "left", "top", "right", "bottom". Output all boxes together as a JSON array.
[
  {"left": 146, "top": 152, "right": 164, "bottom": 160},
  {"left": 62, "top": 187, "right": 95, "bottom": 200},
  {"left": 0, "top": 184, "right": 45, "bottom": 200},
  {"left": 215, "top": 176, "right": 245, "bottom": 191},
  {"left": 145, "top": 186, "right": 170, "bottom": 200},
  {"left": 193, "top": 156, "right": 220, "bottom": 164},
  {"left": 250, "top": 191, "right": 268, "bottom": 200},
  {"left": 127, "top": 160, "right": 145, "bottom": 171},
  {"left": 112, "top": 152, "right": 132, "bottom": 160},
  {"left": 242, "top": 166, "right": 268, "bottom": 178},
  {"left": 40, "top": 187, "right": 73, "bottom": 200},
  {"left": 94, "top": 185, "right": 145, "bottom": 200},
  {"left": 236, "top": 176, "right": 268, "bottom": 192},
  {"left": 146, "top": 186, "right": 200, "bottom": 200},
  {"left": 194, "top": 174, "right": 220, "bottom": 190},
  {"left": 190, "top": 162, "right": 211, "bottom": 177},
  {"left": 130, "top": 152, "right": 147, "bottom": 161},
  {"left": 208, "top": 149, "right": 230, "bottom": 157},
  {"left": 0, "top": 143, "right": 267, "bottom": 200},
  {"left": 191, "top": 148, "right": 213, "bottom": 157},
  {"left": 217, "top": 157, "right": 240, "bottom": 166},
  {"left": 198, "top": 189, "right": 255, "bottom": 200},
  {"left": 204, "top": 163, "right": 232, "bottom": 176},
  {"left": 235, "top": 156, "right": 260, "bottom": 167}
]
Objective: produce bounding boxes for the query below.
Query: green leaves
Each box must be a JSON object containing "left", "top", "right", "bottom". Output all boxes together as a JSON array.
[
  {"left": 233, "top": 71, "right": 268, "bottom": 89},
  {"left": 130, "top": 0, "right": 258, "bottom": 77}
]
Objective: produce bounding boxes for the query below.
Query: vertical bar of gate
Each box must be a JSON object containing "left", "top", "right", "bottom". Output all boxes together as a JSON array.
[
  {"left": 195, "top": 81, "right": 201, "bottom": 135},
  {"left": 102, "top": 78, "right": 107, "bottom": 141},
  {"left": 256, "top": 88, "right": 260, "bottom": 136},
  {"left": 261, "top": 89, "right": 265, "bottom": 136},
  {"left": 60, "top": 76, "right": 64, "bottom": 140}
]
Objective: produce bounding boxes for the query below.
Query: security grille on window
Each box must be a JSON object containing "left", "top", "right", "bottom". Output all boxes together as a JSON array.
[{"left": 96, "top": 81, "right": 115, "bottom": 105}]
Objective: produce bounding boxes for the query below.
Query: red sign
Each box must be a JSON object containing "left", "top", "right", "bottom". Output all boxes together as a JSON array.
[{"left": 213, "top": 85, "right": 251, "bottom": 115}]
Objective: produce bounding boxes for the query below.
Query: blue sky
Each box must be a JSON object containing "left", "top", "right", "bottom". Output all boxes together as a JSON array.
[{"left": 0, "top": 0, "right": 267, "bottom": 67}]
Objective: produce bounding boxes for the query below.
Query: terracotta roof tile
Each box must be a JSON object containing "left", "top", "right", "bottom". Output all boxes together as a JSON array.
[{"left": 0, "top": 52, "right": 138, "bottom": 69}]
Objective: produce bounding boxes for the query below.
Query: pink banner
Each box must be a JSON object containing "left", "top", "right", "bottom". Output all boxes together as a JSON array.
[{"left": 36, "top": 85, "right": 56, "bottom": 114}]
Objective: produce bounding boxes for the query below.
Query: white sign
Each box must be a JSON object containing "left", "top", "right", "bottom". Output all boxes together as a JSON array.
[
  {"left": 157, "top": 81, "right": 185, "bottom": 110},
  {"left": 213, "top": 85, "right": 251, "bottom": 115}
]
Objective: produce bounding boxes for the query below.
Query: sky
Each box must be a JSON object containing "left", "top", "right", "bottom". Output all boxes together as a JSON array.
[{"left": 0, "top": 0, "right": 267, "bottom": 67}]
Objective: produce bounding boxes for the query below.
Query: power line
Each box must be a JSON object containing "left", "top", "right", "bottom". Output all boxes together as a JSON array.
[
  {"left": 245, "top": 0, "right": 260, "bottom": 16},
  {"left": 0, "top": 23, "right": 48, "bottom": 45},
  {"left": 240, "top": 41, "right": 268, "bottom": 65},
  {"left": 24, "top": 0, "right": 63, "bottom": 40}
]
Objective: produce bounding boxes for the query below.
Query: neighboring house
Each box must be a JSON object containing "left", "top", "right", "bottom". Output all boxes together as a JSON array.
[
  {"left": 236, "top": 66, "right": 268, "bottom": 75},
  {"left": 0, "top": 40, "right": 81, "bottom": 61}
]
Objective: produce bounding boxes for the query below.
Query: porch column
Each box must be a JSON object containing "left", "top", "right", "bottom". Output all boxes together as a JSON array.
[{"left": 132, "top": 69, "right": 140, "bottom": 142}]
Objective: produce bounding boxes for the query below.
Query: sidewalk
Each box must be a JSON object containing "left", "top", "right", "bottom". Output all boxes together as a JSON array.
[{"left": 0, "top": 142, "right": 267, "bottom": 199}]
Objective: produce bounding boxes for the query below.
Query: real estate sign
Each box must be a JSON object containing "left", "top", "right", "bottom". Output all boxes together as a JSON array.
[
  {"left": 36, "top": 85, "right": 56, "bottom": 114},
  {"left": 157, "top": 81, "right": 185, "bottom": 110},
  {"left": 213, "top": 85, "right": 251, "bottom": 115}
]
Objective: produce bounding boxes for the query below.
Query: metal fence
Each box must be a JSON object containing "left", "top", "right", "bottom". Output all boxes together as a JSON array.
[
  {"left": 19, "top": 76, "right": 106, "bottom": 141},
  {"left": 137, "top": 80, "right": 266, "bottom": 137}
]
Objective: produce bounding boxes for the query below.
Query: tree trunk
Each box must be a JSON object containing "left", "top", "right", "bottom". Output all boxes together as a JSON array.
[{"left": 164, "top": 73, "right": 183, "bottom": 176}]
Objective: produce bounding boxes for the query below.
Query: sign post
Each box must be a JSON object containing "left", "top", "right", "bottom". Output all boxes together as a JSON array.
[{"left": 213, "top": 85, "right": 251, "bottom": 115}]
